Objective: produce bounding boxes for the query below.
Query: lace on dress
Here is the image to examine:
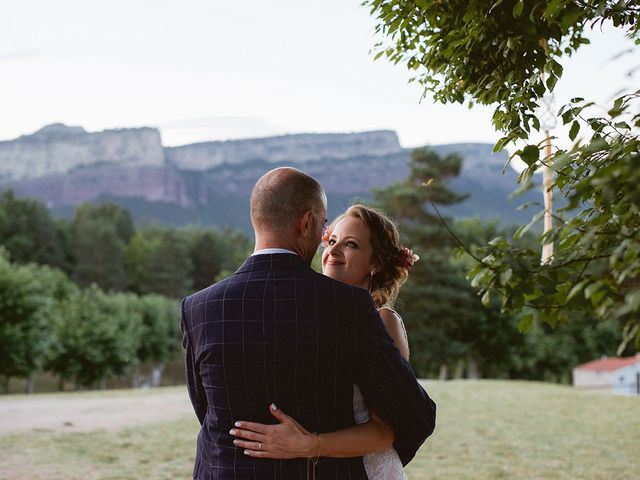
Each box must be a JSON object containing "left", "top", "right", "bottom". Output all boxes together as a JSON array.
[
  {"left": 353, "top": 385, "right": 408, "bottom": 480},
  {"left": 353, "top": 307, "right": 409, "bottom": 480}
]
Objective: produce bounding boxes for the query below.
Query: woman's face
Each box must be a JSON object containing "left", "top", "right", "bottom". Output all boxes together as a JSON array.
[{"left": 321, "top": 215, "right": 378, "bottom": 289}]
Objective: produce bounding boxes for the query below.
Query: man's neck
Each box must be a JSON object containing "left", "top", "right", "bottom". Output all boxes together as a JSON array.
[
  {"left": 252, "top": 247, "right": 297, "bottom": 256},
  {"left": 254, "top": 230, "right": 298, "bottom": 253}
]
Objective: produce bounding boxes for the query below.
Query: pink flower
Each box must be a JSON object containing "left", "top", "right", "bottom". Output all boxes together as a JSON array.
[
  {"left": 398, "top": 247, "right": 419, "bottom": 269},
  {"left": 321, "top": 225, "right": 333, "bottom": 248}
]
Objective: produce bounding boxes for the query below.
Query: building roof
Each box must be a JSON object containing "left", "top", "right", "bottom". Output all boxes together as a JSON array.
[{"left": 574, "top": 353, "right": 640, "bottom": 372}]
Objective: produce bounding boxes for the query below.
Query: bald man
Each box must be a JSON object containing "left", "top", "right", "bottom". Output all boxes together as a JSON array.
[{"left": 180, "top": 167, "right": 435, "bottom": 479}]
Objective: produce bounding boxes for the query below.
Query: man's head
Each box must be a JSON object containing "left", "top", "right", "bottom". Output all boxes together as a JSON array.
[{"left": 250, "top": 167, "right": 327, "bottom": 264}]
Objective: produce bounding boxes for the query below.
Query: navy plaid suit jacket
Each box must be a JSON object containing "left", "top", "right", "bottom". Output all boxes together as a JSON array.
[{"left": 181, "top": 253, "right": 436, "bottom": 479}]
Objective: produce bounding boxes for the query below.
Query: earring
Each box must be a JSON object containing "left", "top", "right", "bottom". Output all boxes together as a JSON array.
[{"left": 368, "top": 270, "right": 374, "bottom": 293}]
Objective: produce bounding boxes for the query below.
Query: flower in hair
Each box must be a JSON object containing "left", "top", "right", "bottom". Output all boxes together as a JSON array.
[
  {"left": 398, "top": 246, "right": 419, "bottom": 269},
  {"left": 321, "top": 225, "right": 333, "bottom": 248}
]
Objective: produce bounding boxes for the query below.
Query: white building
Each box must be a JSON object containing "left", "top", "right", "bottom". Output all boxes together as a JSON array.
[{"left": 573, "top": 353, "right": 640, "bottom": 395}]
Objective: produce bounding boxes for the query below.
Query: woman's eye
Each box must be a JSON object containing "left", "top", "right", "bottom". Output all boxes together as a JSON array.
[
  {"left": 346, "top": 241, "right": 358, "bottom": 248},
  {"left": 328, "top": 239, "right": 336, "bottom": 246}
]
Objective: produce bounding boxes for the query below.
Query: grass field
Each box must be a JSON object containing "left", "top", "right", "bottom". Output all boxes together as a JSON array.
[{"left": 1, "top": 380, "right": 638, "bottom": 479}]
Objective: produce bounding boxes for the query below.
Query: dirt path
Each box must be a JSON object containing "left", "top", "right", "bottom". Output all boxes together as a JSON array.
[{"left": 0, "top": 387, "right": 193, "bottom": 435}]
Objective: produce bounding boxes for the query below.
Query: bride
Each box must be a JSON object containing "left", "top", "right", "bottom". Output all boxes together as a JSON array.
[{"left": 231, "top": 204, "right": 418, "bottom": 479}]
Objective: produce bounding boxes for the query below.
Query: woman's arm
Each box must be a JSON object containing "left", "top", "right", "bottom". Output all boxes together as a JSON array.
[
  {"left": 231, "top": 310, "right": 410, "bottom": 459},
  {"left": 378, "top": 308, "right": 410, "bottom": 360},
  {"left": 231, "top": 403, "right": 394, "bottom": 459}
]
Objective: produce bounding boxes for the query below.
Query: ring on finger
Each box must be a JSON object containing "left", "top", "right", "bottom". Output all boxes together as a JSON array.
[{"left": 258, "top": 442, "right": 262, "bottom": 450}]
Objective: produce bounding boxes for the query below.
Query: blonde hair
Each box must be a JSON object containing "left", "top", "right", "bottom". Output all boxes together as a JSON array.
[{"left": 331, "top": 204, "right": 409, "bottom": 308}]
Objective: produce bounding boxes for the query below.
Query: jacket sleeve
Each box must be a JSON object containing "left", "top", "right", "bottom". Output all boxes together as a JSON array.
[
  {"left": 353, "top": 290, "right": 436, "bottom": 466},
  {"left": 180, "top": 297, "right": 207, "bottom": 425}
]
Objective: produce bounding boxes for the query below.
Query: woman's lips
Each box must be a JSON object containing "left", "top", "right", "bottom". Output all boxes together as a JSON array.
[{"left": 325, "top": 259, "right": 344, "bottom": 266}]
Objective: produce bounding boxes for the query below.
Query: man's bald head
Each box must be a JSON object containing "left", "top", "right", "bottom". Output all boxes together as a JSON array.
[{"left": 250, "top": 167, "right": 326, "bottom": 234}]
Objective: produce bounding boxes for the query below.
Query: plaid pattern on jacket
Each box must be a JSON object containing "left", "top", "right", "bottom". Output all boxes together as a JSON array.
[{"left": 181, "top": 253, "right": 436, "bottom": 479}]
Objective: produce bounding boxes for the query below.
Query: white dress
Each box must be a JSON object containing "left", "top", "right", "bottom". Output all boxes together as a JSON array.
[{"left": 353, "top": 386, "right": 408, "bottom": 479}]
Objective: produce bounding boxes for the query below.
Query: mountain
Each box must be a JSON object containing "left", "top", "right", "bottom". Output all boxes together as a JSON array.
[{"left": 0, "top": 124, "right": 543, "bottom": 234}]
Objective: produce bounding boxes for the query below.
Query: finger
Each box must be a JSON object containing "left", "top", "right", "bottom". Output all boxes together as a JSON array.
[
  {"left": 232, "top": 421, "right": 269, "bottom": 434},
  {"left": 270, "top": 403, "right": 305, "bottom": 430},
  {"left": 233, "top": 439, "right": 265, "bottom": 450},
  {"left": 269, "top": 405, "right": 299, "bottom": 425},
  {"left": 243, "top": 449, "right": 272, "bottom": 458},
  {"left": 229, "top": 428, "right": 264, "bottom": 442},
  {"left": 269, "top": 403, "right": 293, "bottom": 423}
]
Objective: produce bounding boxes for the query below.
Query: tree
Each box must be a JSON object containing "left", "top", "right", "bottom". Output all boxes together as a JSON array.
[
  {"left": 132, "top": 294, "right": 180, "bottom": 387},
  {"left": 70, "top": 203, "right": 133, "bottom": 291},
  {"left": 374, "top": 147, "right": 479, "bottom": 378},
  {"left": 0, "top": 249, "right": 74, "bottom": 393},
  {"left": 125, "top": 226, "right": 192, "bottom": 298},
  {"left": 47, "top": 285, "right": 141, "bottom": 389},
  {"left": 187, "top": 228, "right": 252, "bottom": 290},
  {"left": 365, "top": 0, "right": 640, "bottom": 349},
  {"left": 0, "top": 191, "right": 69, "bottom": 272}
]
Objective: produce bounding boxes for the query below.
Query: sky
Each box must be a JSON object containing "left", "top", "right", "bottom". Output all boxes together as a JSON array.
[{"left": 1, "top": 0, "right": 638, "bottom": 149}]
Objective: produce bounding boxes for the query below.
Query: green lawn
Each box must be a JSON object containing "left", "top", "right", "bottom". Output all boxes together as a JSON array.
[{"left": 1, "top": 380, "right": 638, "bottom": 479}]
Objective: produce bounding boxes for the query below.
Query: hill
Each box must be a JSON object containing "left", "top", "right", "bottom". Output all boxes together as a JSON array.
[{"left": 0, "top": 124, "right": 543, "bottom": 233}]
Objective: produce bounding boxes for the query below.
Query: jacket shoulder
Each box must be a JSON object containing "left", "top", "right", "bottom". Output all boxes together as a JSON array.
[{"left": 183, "top": 275, "right": 234, "bottom": 310}]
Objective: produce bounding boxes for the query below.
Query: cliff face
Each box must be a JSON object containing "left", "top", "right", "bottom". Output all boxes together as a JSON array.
[
  {"left": 9, "top": 164, "right": 192, "bottom": 209},
  {"left": 0, "top": 124, "right": 165, "bottom": 182},
  {"left": 165, "top": 130, "right": 403, "bottom": 170},
  {"left": 0, "top": 125, "right": 407, "bottom": 211},
  {"left": 0, "top": 124, "right": 538, "bottom": 232}
]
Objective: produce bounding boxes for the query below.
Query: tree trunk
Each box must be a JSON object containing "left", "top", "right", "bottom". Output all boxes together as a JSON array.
[
  {"left": 2, "top": 376, "right": 10, "bottom": 394},
  {"left": 453, "top": 360, "right": 465, "bottom": 379},
  {"left": 438, "top": 364, "right": 448, "bottom": 381},
  {"left": 466, "top": 354, "right": 481, "bottom": 379},
  {"left": 173, "top": 356, "right": 181, "bottom": 385},
  {"left": 99, "top": 378, "right": 107, "bottom": 390},
  {"left": 131, "top": 365, "right": 140, "bottom": 389},
  {"left": 26, "top": 374, "right": 35, "bottom": 394},
  {"left": 58, "top": 376, "right": 65, "bottom": 392},
  {"left": 151, "top": 363, "right": 165, "bottom": 387}
]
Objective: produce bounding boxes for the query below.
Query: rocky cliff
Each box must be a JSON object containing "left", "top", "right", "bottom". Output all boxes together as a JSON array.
[
  {"left": 0, "top": 124, "right": 165, "bottom": 182},
  {"left": 165, "top": 130, "right": 402, "bottom": 170},
  {"left": 0, "top": 124, "right": 540, "bottom": 232}
]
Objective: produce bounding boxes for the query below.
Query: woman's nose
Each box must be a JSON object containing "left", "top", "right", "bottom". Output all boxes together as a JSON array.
[{"left": 328, "top": 242, "right": 342, "bottom": 256}]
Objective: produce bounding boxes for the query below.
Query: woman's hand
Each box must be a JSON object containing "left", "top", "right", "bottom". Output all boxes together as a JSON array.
[{"left": 230, "top": 404, "right": 321, "bottom": 459}]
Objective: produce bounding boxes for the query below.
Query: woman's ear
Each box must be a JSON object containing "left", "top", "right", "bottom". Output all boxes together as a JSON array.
[{"left": 370, "top": 261, "right": 382, "bottom": 275}]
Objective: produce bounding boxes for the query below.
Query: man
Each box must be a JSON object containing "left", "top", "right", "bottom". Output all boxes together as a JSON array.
[{"left": 181, "top": 167, "right": 435, "bottom": 479}]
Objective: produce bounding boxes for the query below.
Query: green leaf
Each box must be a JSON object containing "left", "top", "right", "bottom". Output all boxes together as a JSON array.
[
  {"left": 518, "top": 313, "right": 534, "bottom": 333},
  {"left": 499, "top": 268, "right": 513, "bottom": 286},
  {"left": 584, "top": 281, "right": 603, "bottom": 301},
  {"left": 481, "top": 290, "right": 491, "bottom": 307},
  {"left": 519, "top": 145, "right": 540, "bottom": 166},
  {"left": 512, "top": 1, "right": 524, "bottom": 17},
  {"left": 493, "top": 136, "right": 510, "bottom": 153},
  {"left": 552, "top": 153, "right": 572, "bottom": 171},
  {"left": 567, "top": 280, "right": 588, "bottom": 301},
  {"left": 569, "top": 121, "right": 580, "bottom": 141}
]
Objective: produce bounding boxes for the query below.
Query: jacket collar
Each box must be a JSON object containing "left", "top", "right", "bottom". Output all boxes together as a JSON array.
[{"left": 234, "top": 253, "right": 312, "bottom": 274}]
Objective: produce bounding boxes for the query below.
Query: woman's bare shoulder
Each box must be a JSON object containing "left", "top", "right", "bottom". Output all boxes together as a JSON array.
[{"left": 377, "top": 307, "right": 410, "bottom": 360}]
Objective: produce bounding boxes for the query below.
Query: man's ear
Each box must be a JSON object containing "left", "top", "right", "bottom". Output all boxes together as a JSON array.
[{"left": 299, "top": 209, "right": 314, "bottom": 238}]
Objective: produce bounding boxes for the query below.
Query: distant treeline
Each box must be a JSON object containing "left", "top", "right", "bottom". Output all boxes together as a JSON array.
[{"left": 0, "top": 191, "right": 251, "bottom": 393}]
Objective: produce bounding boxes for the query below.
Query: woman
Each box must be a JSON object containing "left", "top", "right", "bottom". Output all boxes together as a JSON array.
[{"left": 230, "top": 204, "right": 419, "bottom": 479}]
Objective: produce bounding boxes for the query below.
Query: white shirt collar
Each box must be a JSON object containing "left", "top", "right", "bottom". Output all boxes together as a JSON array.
[{"left": 252, "top": 248, "right": 298, "bottom": 256}]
